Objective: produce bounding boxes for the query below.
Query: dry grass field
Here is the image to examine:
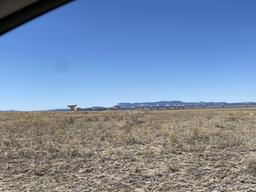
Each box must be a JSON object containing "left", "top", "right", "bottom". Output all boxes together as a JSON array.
[{"left": 1, "top": 108, "right": 256, "bottom": 191}]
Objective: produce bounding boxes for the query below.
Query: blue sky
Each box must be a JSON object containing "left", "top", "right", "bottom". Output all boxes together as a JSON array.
[{"left": 1, "top": 0, "right": 256, "bottom": 110}]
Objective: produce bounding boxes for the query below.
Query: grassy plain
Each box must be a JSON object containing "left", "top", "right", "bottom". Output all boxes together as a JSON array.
[{"left": 1, "top": 108, "right": 256, "bottom": 191}]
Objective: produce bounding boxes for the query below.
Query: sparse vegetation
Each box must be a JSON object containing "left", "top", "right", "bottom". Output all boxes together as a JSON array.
[{"left": 1, "top": 108, "right": 256, "bottom": 191}]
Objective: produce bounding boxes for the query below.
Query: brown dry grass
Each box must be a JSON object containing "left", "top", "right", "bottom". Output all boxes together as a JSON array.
[{"left": 1, "top": 108, "right": 256, "bottom": 191}]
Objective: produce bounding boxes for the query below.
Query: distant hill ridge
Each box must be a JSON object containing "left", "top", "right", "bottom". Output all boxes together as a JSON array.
[
  {"left": 116, "top": 101, "right": 256, "bottom": 109},
  {"left": 1, "top": 101, "right": 256, "bottom": 112}
]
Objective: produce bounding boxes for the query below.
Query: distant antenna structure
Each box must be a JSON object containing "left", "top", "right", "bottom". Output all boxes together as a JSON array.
[
  {"left": 113, "top": 105, "right": 120, "bottom": 110},
  {"left": 67, "top": 104, "right": 78, "bottom": 112}
]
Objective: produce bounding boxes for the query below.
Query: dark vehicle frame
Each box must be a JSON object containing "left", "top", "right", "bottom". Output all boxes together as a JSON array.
[{"left": 0, "top": 0, "right": 74, "bottom": 36}]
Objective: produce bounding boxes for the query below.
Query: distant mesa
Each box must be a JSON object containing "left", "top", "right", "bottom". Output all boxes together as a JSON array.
[
  {"left": 42, "top": 101, "right": 256, "bottom": 112},
  {"left": 114, "top": 101, "right": 256, "bottom": 110},
  {"left": 1, "top": 101, "right": 255, "bottom": 112}
]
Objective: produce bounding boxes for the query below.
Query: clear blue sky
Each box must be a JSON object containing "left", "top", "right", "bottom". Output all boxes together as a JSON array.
[{"left": 1, "top": 0, "right": 256, "bottom": 110}]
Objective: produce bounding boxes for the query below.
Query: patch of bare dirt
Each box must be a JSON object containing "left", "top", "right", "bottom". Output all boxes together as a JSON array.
[{"left": 1, "top": 109, "right": 256, "bottom": 191}]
